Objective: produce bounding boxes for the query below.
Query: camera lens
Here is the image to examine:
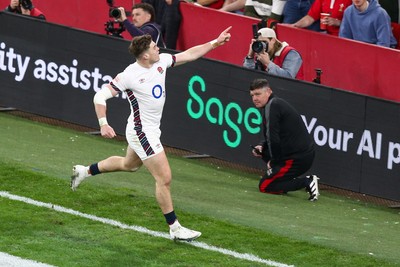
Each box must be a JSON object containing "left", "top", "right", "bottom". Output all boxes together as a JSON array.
[
  {"left": 251, "top": 41, "right": 267, "bottom": 53},
  {"left": 110, "top": 8, "right": 121, "bottom": 18},
  {"left": 20, "top": 0, "right": 33, "bottom": 10}
]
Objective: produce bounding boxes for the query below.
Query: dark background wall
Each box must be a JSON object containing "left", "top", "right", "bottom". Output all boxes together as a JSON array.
[
  {"left": 1, "top": 0, "right": 399, "bottom": 101},
  {"left": 1, "top": 13, "right": 399, "bottom": 201}
]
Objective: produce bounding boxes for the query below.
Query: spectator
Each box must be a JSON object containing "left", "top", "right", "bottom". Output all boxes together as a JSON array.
[
  {"left": 243, "top": 27, "right": 304, "bottom": 80},
  {"left": 5, "top": 0, "right": 46, "bottom": 20},
  {"left": 244, "top": 0, "right": 287, "bottom": 27},
  {"left": 379, "top": 0, "right": 400, "bottom": 23},
  {"left": 219, "top": 0, "right": 246, "bottom": 14},
  {"left": 292, "top": 0, "right": 352, "bottom": 35},
  {"left": 282, "top": 0, "right": 319, "bottom": 31},
  {"left": 339, "top": 0, "right": 397, "bottom": 48},
  {"left": 196, "top": 0, "right": 225, "bottom": 9},
  {"left": 249, "top": 78, "right": 320, "bottom": 201},
  {"left": 143, "top": 0, "right": 181, "bottom": 49},
  {"left": 117, "top": 4, "right": 166, "bottom": 48}
]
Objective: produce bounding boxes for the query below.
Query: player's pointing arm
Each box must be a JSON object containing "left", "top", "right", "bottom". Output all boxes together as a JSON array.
[{"left": 174, "top": 26, "right": 232, "bottom": 66}]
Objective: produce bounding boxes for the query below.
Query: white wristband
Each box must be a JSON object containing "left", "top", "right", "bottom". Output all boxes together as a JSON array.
[
  {"left": 98, "top": 117, "right": 108, "bottom": 127},
  {"left": 209, "top": 39, "right": 219, "bottom": 49}
]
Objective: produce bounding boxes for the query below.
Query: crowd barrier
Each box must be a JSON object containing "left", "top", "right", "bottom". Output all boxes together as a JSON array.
[
  {"left": 1, "top": 13, "right": 399, "bottom": 201},
  {"left": 0, "top": 0, "right": 134, "bottom": 39},
  {"left": 1, "top": 0, "right": 399, "bottom": 102},
  {"left": 177, "top": 2, "right": 400, "bottom": 103}
]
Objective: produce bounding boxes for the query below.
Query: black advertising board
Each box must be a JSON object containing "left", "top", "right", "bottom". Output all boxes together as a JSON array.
[
  {"left": 0, "top": 12, "right": 131, "bottom": 133},
  {"left": 1, "top": 12, "right": 399, "bottom": 201}
]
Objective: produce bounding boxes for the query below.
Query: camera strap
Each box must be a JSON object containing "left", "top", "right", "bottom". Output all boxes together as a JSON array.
[{"left": 145, "top": 24, "right": 166, "bottom": 49}]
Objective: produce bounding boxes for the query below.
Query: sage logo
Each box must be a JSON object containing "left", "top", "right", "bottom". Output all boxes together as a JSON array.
[{"left": 186, "top": 75, "right": 261, "bottom": 148}]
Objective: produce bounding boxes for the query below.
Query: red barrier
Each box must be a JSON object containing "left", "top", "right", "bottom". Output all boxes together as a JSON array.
[
  {"left": 178, "top": 2, "right": 400, "bottom": 103},
  {"left": 2, "top": 0, "right": 399, "bottom": 102},
  {"left": 0, "top": 0, "right": 133, "bottom": 39},
  {"left": 176, "top": 3, "right": 258, "bottom": 65}
]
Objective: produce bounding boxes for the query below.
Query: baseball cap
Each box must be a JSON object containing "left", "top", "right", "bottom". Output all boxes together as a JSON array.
[{"left": 258, "top": 28, "right": 276, "bottom": 38}]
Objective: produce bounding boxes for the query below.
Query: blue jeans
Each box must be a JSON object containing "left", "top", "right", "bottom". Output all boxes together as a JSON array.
[{"left": 282, "top": 0, "right": 320, "bottom": 32}]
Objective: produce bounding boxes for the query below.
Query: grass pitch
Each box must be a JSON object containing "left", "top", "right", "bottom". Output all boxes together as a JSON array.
[{"left": 0, "top": 112, "right": 399, "bottom": 267}]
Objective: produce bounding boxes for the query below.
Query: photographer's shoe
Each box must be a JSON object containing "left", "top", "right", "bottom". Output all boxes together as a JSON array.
[
  {"left": 306, "top": 175, "right": 320, "bottom": 201},
  {"left": 71, "top": 165, "right": 90, "bottom": 191}
]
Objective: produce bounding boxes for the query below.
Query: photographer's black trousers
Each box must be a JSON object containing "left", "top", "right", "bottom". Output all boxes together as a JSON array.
[{"left": 259, "top": 151, "right": 315, "bottom": 194}]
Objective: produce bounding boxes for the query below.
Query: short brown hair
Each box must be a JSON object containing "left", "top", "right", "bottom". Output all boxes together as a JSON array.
[
  {"left": 249, "top": 78, "right": 270, "bottom": 91},
  {"left": 132, "top": 3, "right": 156, "bottom": 22},
  {"left": 128, "top": 34, "right": 152, "bottom": 59}
]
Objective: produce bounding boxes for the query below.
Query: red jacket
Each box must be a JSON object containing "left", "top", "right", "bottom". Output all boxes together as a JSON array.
[
  {"left": 272, "top": 46, "right": 304, "bottom": 80},
  {"left": 29, "top": 7, "right": 46, "bottom": 20}
]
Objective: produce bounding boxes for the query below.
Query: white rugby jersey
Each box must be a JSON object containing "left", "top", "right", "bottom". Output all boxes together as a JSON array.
[{"left": 110, "top": 53, "right": 175, "bottom": 136}]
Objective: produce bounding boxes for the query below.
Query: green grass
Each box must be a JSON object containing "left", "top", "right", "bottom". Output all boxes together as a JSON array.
[{"left": 0, "top": 112, "right": 399, "bottom": 267}]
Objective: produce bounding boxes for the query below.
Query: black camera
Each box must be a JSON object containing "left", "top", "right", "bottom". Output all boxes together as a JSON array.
[
  {"left": 251, "top": 23, "right": 268, "bottom": 53},
  {"left": 105, "top": 0, "right": 125, "bottom": 38},
  {"left": 107, "top": 0, "right": 121, "bottom": 18},
  {"left": 109, "top": 8, "right": 121, "bottom": 18},
  {"left": 19, "top": 0, "right": 33, "bottom": 10},
  {"left": 251, "top": 40, "right": 268, "bottom": 53}
]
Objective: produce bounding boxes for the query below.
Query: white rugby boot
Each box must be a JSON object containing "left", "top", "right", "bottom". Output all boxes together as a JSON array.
[
  {"left": 169, "top": 221, "right": 201, "bottom": 242},
  {"left": 71, "top": 165, "right": 90, "bottom": 191}
]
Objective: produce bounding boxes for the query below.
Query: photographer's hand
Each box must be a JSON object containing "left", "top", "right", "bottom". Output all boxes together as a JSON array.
[
  {"left": 256, "top": 51, "right": 270, "bottom": 68},
  {"left": 247, "top": 39, "right": 256, "bottom": 58},
  {"left": 9, "top": 0, "right": 19, "bottom": 9},
  {"left": 20, "top": 6, "right": 30, "bottom": 15},
  {"left": 251, "top": 145, "right": 263, "bottom": 157},
  {"left": 117, "top": 7, "right": 127, "bottom": 22}
]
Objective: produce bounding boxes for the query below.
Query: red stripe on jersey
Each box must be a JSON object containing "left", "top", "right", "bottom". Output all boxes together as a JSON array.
[{"left": 171, "top": 55, "right": 176, "bottom": 67}]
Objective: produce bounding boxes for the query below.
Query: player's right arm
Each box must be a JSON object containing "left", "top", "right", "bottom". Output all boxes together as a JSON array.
[{"left": 93, "top": 84, "right": 119, "bottom": 138}]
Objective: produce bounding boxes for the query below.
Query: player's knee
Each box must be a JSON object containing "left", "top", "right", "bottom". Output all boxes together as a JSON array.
[
  {"left": 123, "top": 160, "right": 142, "bottom": 172},
  {"left": 129, "top": 166, "right": 140, "bottom": 172},
  {"left": 159, "top": 174, "right": 172, "bottom": 187},
  {"left": 164, "top": 176, "right": 172, "bottom": 186}
]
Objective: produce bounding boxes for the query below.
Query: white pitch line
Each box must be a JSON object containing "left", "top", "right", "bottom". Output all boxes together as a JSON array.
[
  {"left": 0, "top": 191, "right": 294, "bottom": 267},
  {"left": 0, "top": 252, "right": 56, "bottom": 267}
]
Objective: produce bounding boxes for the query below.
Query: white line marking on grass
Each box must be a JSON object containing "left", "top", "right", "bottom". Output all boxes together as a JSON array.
[
  {"left": 0, "top": 191, "right": 294, "bottom": 267},
  {"left": 0, "top": 252, "right": 56, "bottom": 267}
]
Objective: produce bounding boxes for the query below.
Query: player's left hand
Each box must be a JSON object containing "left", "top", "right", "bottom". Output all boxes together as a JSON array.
[
  {"left": 216, "top": 26, "right": 232, "bottom": 46},
  {"left": 100, "top": 125, "right": 117, "bottom": 139}
]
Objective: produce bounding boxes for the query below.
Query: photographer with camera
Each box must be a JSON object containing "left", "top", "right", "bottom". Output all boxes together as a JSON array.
[
  {"left": 5, "top": 0, "right": 45, "bottom": 20},
  {"left": 112, "top": 3, "right": 165, "bottom": 47},
  {"left": 243, "top": 27, "right": 303, "bottom": 80}
]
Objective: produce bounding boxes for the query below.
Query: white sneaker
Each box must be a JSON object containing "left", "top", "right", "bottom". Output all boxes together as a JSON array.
[
  {"left": 307, "top": 175, "right": 320, "bottom": 201},
  {"left": 170, "top": 222, "right": 201, "bottom": 241},
  {"left": 71, "top": 165, "right": 89, "bottom": 191}
]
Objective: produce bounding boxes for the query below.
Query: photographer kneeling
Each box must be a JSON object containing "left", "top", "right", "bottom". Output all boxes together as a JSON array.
[
  {"left": 243, "top": 27, "right": 303, "bottom": 80},
  {"left": 114, "top": 3, "right": 165, "bottom": 48},
  {"left": 5, "top": 0, "right": 45, "bottom": 20}
]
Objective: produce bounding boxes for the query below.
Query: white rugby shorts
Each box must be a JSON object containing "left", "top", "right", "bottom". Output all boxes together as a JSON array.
[{"left": 125, "top": 125, "right": 164, "bottom": 160}]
